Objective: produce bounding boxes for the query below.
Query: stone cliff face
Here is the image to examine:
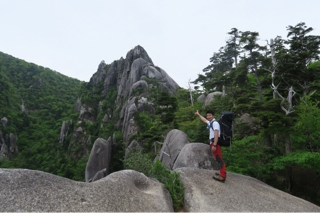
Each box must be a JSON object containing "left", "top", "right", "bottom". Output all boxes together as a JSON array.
[{"left": 0, "top": 117, "right": 18, "bottom": 160}]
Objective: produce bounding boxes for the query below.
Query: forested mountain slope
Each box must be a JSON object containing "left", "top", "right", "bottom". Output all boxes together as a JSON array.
[{"left": 0, "top": 51, "right": 83, "bottom": 177}]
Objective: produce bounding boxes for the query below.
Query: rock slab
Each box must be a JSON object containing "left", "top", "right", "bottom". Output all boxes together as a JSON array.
[
  {"left": 173, "top": 142, "right": 220, "bottom": 170},
  {"left": 175, "top": 167, "right": 320, "bottom": 212},
  {"left": 0, "top": 169, "right": 173, "bottom": 212}
]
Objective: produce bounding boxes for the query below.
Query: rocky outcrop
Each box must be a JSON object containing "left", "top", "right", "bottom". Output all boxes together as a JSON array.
[
  {"left": 121, "top": 97, "right": 139, "bottom": 145},
  {"left": 204, "top": 91, "right": 223, "bottom": 106},
  {"left": 21, "top": 99, "right": 28, "bottom": 113},
  {"left": 0, "top": 169, "right": 173, "bottom": 212},
  {"left": 175, "top": 167, "right": 320, "bottom": 212},
  {"left": 1, "top": 117, "right": 8, "bottom": 128},
  {"left": 196, "top": 93, "right": 206, "bottom": 102},
  {"left": 8, "top": 133, "right": 18, "bottom": 154},
  {"left": 78, "top": 105, "right": 95, "bottom": 122},
  {"left": 85, "top": 137, "right": 112, "bottom": 182},
  {"left": 173, "top": 143, "right": 219, "bottom": 170},
  {"left": 0, "top": 130, "right": 8, "bottom": 160},
  {"left": 87, "top": 45, "right": 179, "bottom": 146},
  {"left": 66, "top": 46, "right": 180, "bottom": 162},
  {"left": 239, "top": 113, "right": 255, "bottom": 125},
  {"left": 59, "top": 120, "right": 72, "bottom": 143},
  {"left": 0, "top": 130, "right": 18, "bottom": 160},
  {"left": 29, "top": 76, "right": 45, "bottom": 88},
  {"left": 159, "top": 129, "right": 189, "bottom": 170},
  {"left": 73, "top": 97, "right": 82, "bottom": 113}
]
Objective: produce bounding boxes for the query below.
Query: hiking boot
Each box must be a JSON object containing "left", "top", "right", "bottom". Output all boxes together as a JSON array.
[
  {"left": 212, "top": 175, "right": 226, "bottom": 182},
  {"left": 215, "top": 172, "right": 220, "bottom": 176}
]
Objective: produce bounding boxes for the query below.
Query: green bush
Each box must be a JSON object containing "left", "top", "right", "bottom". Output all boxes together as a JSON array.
[
  {"left": 123, "top": 151, "right": 184, "bottom": 211},
  {"left": 123, "top": 149, "right": 153, "bottom": 175},
  {"left": 150, "top": 160, "right": 184, "bottom": 211}
]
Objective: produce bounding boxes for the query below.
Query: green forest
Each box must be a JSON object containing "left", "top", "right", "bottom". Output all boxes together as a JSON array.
[{"left": 0, "top": 22, "right": 320, "bottom": 207}]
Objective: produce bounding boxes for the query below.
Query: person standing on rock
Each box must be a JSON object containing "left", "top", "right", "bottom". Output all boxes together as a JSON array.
[{"left": 195, "top": 110, "right": 227, "bottom": 182}]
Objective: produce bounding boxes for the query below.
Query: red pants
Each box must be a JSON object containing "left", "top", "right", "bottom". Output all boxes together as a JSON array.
[{"left": 210, "top": 143, "right": 227, "bottom": 178}]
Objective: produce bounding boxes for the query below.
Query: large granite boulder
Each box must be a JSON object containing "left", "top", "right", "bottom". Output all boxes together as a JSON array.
[
  {"left": 196, "top": 93, "right": 206, "bottom": 102},
  {"left": 0, "top": 169, "right": 173, "bottom": 212},
  {"left": 204, "top": 91, "right": 223, "bottom": 106},
  {"left": 172, "top": 142, "right": 220, "bottom": 170},
  {"left": 85, "top": 137, "right": 112, "bottom": 182},
  {"left": 121, "top": 97, "right": 138, "bottom": 145},
  {"left": 129, "top": 80, "right": 148, "bottom": 96},
  {"left": 175, "top": 167, "right": 320, "bottom": 212},
  {"left": 159, "top": 129, "right": 189, "bottom": 170},
  {"left": 129, "top": 58, "right": 148, "bottom": 84}
]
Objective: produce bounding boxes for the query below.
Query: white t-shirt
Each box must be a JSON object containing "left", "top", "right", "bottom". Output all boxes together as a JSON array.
[{"left": 207, "top": 119, "right": 220, "bottom": 141}]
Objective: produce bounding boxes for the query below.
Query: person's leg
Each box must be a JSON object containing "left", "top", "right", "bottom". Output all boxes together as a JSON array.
[{"left": 215, "top": 145, "right": 226, "bottom": 178}]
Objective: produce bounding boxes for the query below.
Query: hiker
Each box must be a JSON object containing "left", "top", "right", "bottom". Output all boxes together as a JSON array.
[{"left": 195, "top": 110, "right": 227, "bottom": 182}]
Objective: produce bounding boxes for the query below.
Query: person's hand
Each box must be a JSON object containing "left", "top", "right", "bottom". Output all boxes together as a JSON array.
[
  {"left": 211, "top": 145, "right": 217, "bottom": 153},
  {"left": 195, "top": 110, "right": 200, "bottom": 116}
]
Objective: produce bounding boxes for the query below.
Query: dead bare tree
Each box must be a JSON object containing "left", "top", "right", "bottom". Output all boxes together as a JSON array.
[
  {"left": 267, "top": 38, "right": 296, "bottom": 154},
  {"left": 188, "top": 79, "right": 194, "bottom": 106}
]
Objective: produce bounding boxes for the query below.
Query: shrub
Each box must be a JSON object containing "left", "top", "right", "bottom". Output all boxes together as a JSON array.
[
  {"left": 123, "top": 149, "right": 153, "bottom": 175},
  {"left": 150, "top": 160, "right": 184, "bottom": 211},
  {"left": 124, "top": 151, "right": 184, "bottom": 211}
]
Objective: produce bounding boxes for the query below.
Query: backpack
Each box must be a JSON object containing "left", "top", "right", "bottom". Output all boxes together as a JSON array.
[{"left": 210, "top": 112, "right": 234, "bottom": 149}]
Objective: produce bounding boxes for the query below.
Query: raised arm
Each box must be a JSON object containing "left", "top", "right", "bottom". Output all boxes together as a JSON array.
[{"left": 195, "top": 110, "right": 208, "bottom": 124}]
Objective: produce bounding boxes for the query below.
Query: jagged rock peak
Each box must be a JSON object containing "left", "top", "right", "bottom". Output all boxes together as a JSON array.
[
  {"left": 126, "top": 45, "right": 153, "bottom": 65},
  {"left": 90, "top": 45, "right": 153, "bottom": 85}
]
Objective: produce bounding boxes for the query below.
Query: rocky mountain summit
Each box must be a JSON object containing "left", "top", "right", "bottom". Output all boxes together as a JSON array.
[
  {"left": 63, "top": 45, "right": 179, "bottom": 157},
  {"left": 60, "top": 45, "right": 182, "bottom": 180}
]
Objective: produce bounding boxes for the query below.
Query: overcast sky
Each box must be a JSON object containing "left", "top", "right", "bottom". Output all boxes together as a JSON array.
[{"left": 1, "top": 0, "right": 320, "bottom": 89}]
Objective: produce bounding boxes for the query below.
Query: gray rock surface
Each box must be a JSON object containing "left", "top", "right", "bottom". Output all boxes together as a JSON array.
[
  {"left": 1, "top": 117, "right": 8, "bottom": 127},
  {"left": 0, "top": 142, "right": 8, "bottom": 160},
  {"left": 59, "top": 120, "right": 72, "bottom": 143},
  {"left": 8, "top": 133, "right": 18, "bottom": 153},
  {"left": 90, "top": 168, "right": 107, "bottom": 182},
  {"left": 159, "top": 129, "right": 189, "bottom": 170},
  {"left": 142, "top": 64, "right": 162, "bottom": 79},
  {"left": 0, "top": 169, "right": 173, "bottom": 212},
  {"left": 175, "top": 167, "right": 320, "bottom": 212},
  {"left": 73, "top": 97, "right": 82, "bottom": 113},
  {"left": 78, "top": 105, "right": 95, "bottom": 122},
  {"left": 0, "top": 131, "right": 18, "bottom": 160},
  {"left": 173, "top": 142, "right": 220, "bottom": 170},
  {"left": 204, "top": 91, "right": 223, "bottom": 106},
  {"left": 86, "top": 45, "right": 179, "bottom": 146},
  {"left": 129, "top": 80, "right": 148, "bottom": 96},
  {"left": 197, "top": 93, "right": 206, "bottom": 102},
  {"left": 102, "top": 113, "right": 109, "bottom": 122},
  {"left": 122, "top": 98, "right": 138, "bottom": 145},
  {"left": 85, "top": 137, "right": 112, "bottom": 182},
  {"left": 129, "top": 58, "right": 148, "bottom": 84},
  {"left": 75, "top": 127, "right": 83, "bottom": 136},
  {"left": 21, "top": 99, "right": 28, "bottom": 113},
  {"left": 239, "top": 112, "right": 256, "bottom": 127},
  {"left": 90, "top": 61, "right": 108, "bottom": 85}
]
